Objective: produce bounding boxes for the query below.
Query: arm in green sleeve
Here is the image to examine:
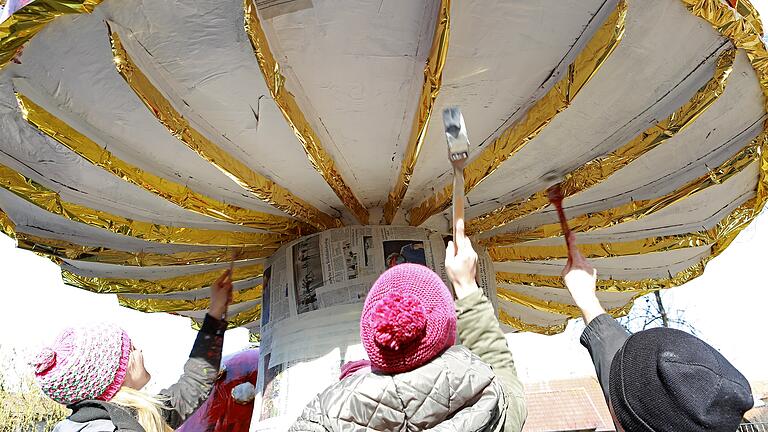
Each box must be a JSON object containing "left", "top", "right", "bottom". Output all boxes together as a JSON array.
[{"left": 456, "top": 290, "right": 527, "bottom": 432}]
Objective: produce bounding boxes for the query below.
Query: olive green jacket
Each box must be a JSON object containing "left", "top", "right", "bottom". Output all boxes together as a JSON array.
[{"left": 456, "top": 290, "right": 527, "bottom": 432}]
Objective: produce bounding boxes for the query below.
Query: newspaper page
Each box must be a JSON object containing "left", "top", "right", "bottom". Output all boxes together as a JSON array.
[
  {"left": 252, "top": 225, "right": 500, "bottom": 431},
  {"left": 478, "top": 247, "right": 499, "bottom": 311},
  {"left": 430, "top": 232, "right": 497, "bottom": 309}
]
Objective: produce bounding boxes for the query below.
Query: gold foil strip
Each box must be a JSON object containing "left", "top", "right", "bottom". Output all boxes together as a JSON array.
[
  {"left": 62, "top": 263, "right": 264, "bottom": 294},
  {"left": 497, "top": 308, "right": 566, "bottom": 335},
  {"left": 16, "top": 93, "right": 311, "bottom": 236},
  {"left": 0, "top": 162, "right": 289, "bottom": 247},
  {"left": 495, "top": 1, "right": 768, "bottom": 334},
  {"left": 684, "top": 0, "right": 768, "bottom": 105},
  {"left": 407, "top": 0, "right": 627, "bottom": 227},
  {"left": 497, "top": 296, "right": 638, "bottom": 334},
  {"left": 118, "top": 284, "right": 263, "bottom": 312},
  {"left": 242, "top": 1, "right": 369, "bottom": 225},
  {"left": 15, "top": 232, "right": 274, "bottom": 266},
  {"left": 497, "top": 286, "right": 642, "bottom": 318},
  {"left": 468, "top": 49, "right": 736, "bottom": 235},
  {"left": 382, "top": 0, "right": 450, "bottom": 224},
  {"left": 482, "top": 136, "right": 763, "bottom": 246},
  {"left": 494, "top": 193, "right": 762, "bottom": 333},
  {"left": 109, "top": 31, "right": 341, "bottom": 231},
  {"left": 0, "top": 0, "right": 103, "bottom": 70},
  {"left": 495, "top": 196, "right": 761, "bottom": 292},
  {"left": 191, "top": 302, "right": 262, "bottom": 330},
  {"left": 2, "top": 205, "right": 274, "bottom": 267},
  {"left": 489, "top": 230, "right": 718, "bottom": 262},
  {"left": 729, "top": 0, "right": 765, "bottom": 37},
  {"left": 681, "top": 0, "right": 768, "bottom": 216},
  {"left": 0, "top": 208, "right": 16, "bottom": 239},
  {"left": 496, "top": 260, "right": 708, "bottom": 293}
]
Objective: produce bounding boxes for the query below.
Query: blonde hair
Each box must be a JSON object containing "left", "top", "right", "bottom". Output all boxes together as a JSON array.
[{"left": 110, "top": 387, "right": 173, "bottom": 432}]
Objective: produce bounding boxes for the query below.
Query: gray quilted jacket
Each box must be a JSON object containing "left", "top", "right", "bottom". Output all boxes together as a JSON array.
[
  {"left": 289, "top": 345, "right": 507, "bottom": 431},
  {"left": 290, "top": 290, "right": 527, "bottom": 432}
]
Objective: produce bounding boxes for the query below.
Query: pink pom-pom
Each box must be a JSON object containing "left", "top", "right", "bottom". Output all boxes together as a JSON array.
[
  {"left": 32, "top": 348, "right": 56, "bottom": 374},
  {"left": 370, "top": 292, "right": 427, "bottom": 351}
]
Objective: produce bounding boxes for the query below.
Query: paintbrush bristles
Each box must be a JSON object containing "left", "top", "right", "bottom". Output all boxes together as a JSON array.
[{"left": 443, "top": 107, "right": 469, "bottom": 161}]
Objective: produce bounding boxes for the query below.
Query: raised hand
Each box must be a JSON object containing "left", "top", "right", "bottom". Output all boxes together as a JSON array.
[
  {"left": 548, "top": 184, "right": 603, "bottom": 323},
  {"left": 445, "top": 219, "right": 479, "bottom": 300},
  {"left": 209, "top": 269, "right": 234, "bottom": 319}
]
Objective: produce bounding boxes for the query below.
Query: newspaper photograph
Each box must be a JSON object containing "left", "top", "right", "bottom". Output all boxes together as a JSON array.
[
  {"left": 258, "top": 352, "right": 288, "bottom": 421},
  {"left": 292, "top": 235, "right": 323, "bottom": 314},
  {"left": 261, "top": 266, "right": 272, "bottom": 326},
  {"left": 382, "top": 239, "right": 427, "bottom": 268},
  {"left": 363, "top": 235, "right": 374, "bottom": 267},
  {"left": 380, "top": 226, "right": 434, "bottom": 270},
  {"left": 263, "top": 250, "right": 290, "bottom": 326}
]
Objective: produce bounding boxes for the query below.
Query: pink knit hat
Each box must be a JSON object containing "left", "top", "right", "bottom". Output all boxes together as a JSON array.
[
  {"left": 32, "top": 323, "right": 131, "bottom": 405},
  {"left": 360, "top": 263, "right": 456, "bottom": 374}
]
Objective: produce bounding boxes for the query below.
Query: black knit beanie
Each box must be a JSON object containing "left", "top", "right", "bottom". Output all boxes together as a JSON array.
[{"left": 608, "top": 327, "right": 753, "bottom": 432}]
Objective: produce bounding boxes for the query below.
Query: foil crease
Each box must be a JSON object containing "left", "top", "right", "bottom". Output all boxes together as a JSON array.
[
  {"left": 109, "top": 31, "right": 341, "bottom": 231},
  {"left": 0, "top": 163, "right": 290, "bottom": 247},
  {"left": 382, "top": 0, "right": 450, "bottom": 224},
  {"left": 407, "top": 0, "right": 627, "bottom": 227},
  {"left": 0, "top": 208, "right": 16, "bottom": 239},
  {"left": 243, "top": 0, "right": 369, "bottom": 224},
  {"left": 0, "top": 0, "right": 102, "bottom": 70},
  {"left": 17, "top": 93, "right": 310, "bottom": 236},
  {"left": 468, "top": 49, "right": 735, "bottom": 235},
  {"left": 483, "top": 136, "right": 763, "bottom": 246},
  {"left": 731, "top": 0, "right": 765, "bottom": 36},
  {"left": 118, "top": 284, "right": 263, "bottom": 312},
  {"left": 62, "top": 263, "right": 264, "bottom": 294}
]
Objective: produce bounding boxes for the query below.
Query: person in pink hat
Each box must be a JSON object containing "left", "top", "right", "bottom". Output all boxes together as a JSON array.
[
  {"left": 33, "top": 269, "right": 234, "bottom": 432},
  {"left": 289, "top": 220, "right": 527, "bottom": 431}
]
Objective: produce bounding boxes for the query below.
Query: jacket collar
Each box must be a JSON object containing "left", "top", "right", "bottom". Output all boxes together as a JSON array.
[{"left": 69, "top": 400, "right": 145, "bottom": 431}]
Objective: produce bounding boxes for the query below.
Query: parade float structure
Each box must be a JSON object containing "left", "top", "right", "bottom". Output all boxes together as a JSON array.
[
  {"left": 177, "top": 349, "right": 260, "bottom": 432},
  {"left": 1, "top": 0, "right": 767, "bottom": 429}
]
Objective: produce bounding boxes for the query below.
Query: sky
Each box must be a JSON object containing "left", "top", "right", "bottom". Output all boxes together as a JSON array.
[
  {"left": 0, "top": 237, "right": 252, "bottom": 392},
  {"left": 506, "top": 208, "right": 768, "bottom": 384},
  {"left": 2, "top": 0, "right": 768, "bottom": 394}
]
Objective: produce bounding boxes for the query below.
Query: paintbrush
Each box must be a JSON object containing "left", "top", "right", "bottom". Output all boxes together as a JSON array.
[
  {"left": 443, "top": 107, "right": 469, "bottom": 245},
  {"left": 229, "top": 248, "right": 238, "bottom": 276},
  {"left": 545, "top": 177, "right": 592, "bottom": 271}
]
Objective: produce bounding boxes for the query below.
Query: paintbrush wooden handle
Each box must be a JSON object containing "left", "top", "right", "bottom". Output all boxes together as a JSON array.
[
  {"left": 452, "top": 163, "right": 465, "bottom": 239},
  {"left": 548, "top": 185, "right": 591, "bottom": 270}
]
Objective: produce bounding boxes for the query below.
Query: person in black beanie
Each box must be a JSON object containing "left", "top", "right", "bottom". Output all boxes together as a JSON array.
[{"left": 561, "top": 232, "right": 753, "bottom": 431}]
